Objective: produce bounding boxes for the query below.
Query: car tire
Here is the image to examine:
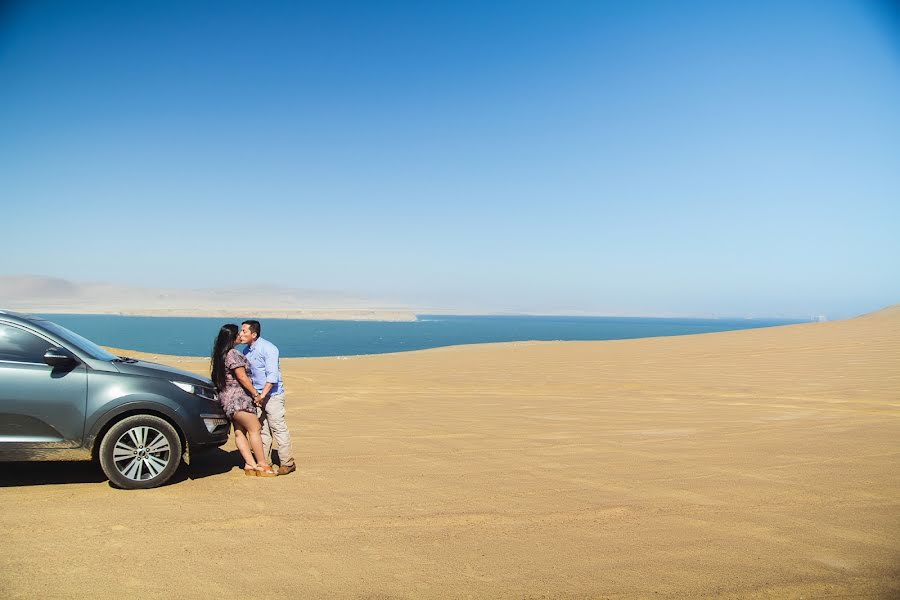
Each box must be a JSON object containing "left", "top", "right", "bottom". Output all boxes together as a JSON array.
[{"left": 99, "top": 415, "right": 183, "bottom": 489}]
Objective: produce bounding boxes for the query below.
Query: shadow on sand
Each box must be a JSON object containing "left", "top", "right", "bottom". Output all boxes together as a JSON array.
[{"left": 0, "top": 448, "right": 240, "bottom": 489}]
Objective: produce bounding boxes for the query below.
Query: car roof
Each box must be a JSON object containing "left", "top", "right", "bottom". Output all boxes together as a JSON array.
[{"left": 0, "top": 309, "right": 44, "bottom": 322}]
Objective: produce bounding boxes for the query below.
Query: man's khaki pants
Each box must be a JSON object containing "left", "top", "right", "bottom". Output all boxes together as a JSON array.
[{"left": 257, "top": 392, "right": 294, "bottom": 467}]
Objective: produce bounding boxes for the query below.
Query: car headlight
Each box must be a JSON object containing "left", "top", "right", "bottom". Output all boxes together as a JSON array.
[{"left": 171, "top": 381, "right": 217, "bottom": 401}]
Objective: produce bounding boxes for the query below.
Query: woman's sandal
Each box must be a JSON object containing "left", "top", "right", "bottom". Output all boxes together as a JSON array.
[
  {"left": 243, "top": 464, "right": 258, "bottom": 477},
  {"left": 255, "top": 464, "right": 278, "bottom": 477}
]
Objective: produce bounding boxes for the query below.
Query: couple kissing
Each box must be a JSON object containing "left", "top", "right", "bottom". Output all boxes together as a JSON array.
[{"left": 210, "top": 320, "right": 295, "bottom": 477}]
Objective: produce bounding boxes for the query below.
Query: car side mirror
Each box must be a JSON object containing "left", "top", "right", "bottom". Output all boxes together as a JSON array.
[{"left": 43, "top": 347, "right": 77, "bottom": 367}]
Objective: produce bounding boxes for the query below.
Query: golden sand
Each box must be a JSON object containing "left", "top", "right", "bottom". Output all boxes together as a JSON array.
[{"left": 1, "top": 307, "right": 898, "bottom": 598}]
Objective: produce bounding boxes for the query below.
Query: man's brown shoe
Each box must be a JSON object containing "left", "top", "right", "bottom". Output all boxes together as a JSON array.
[{"left": 276, "top": 463, "right": 296, "bottom": 476}]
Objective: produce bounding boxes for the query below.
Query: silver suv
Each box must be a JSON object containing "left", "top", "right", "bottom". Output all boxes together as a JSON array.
[{"left": 0, "top": 310, "right": 229, "bottom": 489}]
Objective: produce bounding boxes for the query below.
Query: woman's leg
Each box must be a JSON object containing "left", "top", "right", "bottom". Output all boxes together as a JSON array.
[
  {"left": 233, "top": 410, "right": 269, "bottom": 469},
  {"left": 232, "top": 422, "right": 256, "bottom": 468}
]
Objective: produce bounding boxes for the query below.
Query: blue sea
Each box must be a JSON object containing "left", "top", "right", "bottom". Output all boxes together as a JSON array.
[{"left": 38, "top": 314, "right": 806, "bottom": 358}]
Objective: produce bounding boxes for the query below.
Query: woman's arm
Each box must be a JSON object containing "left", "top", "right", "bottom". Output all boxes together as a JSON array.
[{"left": 232, "top": 366, "right": 260, "bottom": 401}]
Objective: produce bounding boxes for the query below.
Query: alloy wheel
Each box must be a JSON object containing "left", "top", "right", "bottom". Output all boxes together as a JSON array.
[{"left": 112, "top": 425, "right": 171, "bottom": 481}]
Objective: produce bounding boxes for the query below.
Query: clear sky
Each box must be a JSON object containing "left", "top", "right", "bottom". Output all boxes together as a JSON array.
[{"left": 2, "top": 1, "right": 898, "bottom": 318}]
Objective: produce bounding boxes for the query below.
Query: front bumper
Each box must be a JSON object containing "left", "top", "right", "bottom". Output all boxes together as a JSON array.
[{"left": 191, "top": 414, "right": 230, "bottom": 449}]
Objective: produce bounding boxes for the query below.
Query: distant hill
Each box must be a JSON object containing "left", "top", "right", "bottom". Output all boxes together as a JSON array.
[{"left": 0, "top": 275, "right": 417, "bottom": 321}]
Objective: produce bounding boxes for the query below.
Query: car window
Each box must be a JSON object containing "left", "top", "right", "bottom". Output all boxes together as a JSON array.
[
  {"left": 0, "top": 324, "right": 54, "bottom": 363},
  {"left": 37, "top": 320, "right": 117, "bottom": 361}
]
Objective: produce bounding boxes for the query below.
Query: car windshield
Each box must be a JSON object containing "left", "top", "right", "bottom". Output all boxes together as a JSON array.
[{"left": 38, "top": 321, "right": 119, "bottom": 362}]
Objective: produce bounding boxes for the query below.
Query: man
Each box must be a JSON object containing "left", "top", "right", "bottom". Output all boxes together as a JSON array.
[{"left": 240, "top": 320, "right": 296, "bottom": 475}]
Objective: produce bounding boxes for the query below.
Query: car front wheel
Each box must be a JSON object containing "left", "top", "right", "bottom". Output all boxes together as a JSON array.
[{"left": 99, "top": 415, "right": 183, "bottom": 489}]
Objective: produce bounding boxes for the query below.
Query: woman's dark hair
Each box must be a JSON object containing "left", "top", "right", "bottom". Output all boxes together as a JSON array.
[{"left": 210, "top": 324, "right": 239, "bottom": 391}]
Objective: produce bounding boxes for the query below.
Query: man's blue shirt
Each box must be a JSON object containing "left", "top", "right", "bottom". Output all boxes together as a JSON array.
[{"left": 242, "top": 337, "right": 284, "bottom": 395}]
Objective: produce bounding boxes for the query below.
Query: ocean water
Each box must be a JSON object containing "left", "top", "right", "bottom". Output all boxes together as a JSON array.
[{"left": 37, "top": 314, "right": 805, "bottom": 358}]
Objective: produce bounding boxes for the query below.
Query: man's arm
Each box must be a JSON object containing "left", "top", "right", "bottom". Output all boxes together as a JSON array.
[{"left": 259, "top": 343, "right": 281, "bottom": 399}]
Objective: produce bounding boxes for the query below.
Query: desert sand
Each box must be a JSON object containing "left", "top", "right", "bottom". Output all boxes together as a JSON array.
[{"left": 1, "top": 307, "right": 898, "bottom": 599}]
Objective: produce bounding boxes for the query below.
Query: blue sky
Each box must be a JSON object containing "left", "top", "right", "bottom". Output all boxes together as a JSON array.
[{"left": 2, "top": 1, "right": 898, "bottom": 318}]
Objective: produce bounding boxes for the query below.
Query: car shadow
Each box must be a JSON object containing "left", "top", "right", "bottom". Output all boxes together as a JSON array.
[
  {"left": 0, "top": 448, "right": 239, "bottom": 488},
  {"left": 0, "top": 460, "right": 108, "bottom": 487},
  {"left": 175, "top": 448, "right": 244, "bottom": 484}
]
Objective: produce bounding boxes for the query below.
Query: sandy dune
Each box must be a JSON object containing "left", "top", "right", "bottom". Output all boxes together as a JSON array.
[{"left": 1, "top": 307, "right": 898, "bottom": 598}]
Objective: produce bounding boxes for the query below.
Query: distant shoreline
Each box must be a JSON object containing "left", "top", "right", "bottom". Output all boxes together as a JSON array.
[
  {"left": 21, "top": 307, "right": 419, "bottom": 322},
  {"left": 17, "top": 307, "right": 823, "bottom": 322}
]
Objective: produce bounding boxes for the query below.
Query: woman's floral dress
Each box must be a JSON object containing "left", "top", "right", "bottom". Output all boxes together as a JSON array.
[{"left": 218, "top": 348, "right": 255, "bottom": 419}]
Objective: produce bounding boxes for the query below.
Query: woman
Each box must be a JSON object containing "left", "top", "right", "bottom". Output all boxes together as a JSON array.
[{"left": 210, "top": 324, "right": 278, "bottom": 476}]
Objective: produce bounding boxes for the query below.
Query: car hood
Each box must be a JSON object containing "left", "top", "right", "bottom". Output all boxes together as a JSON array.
[{"left": 112, "top": 359, "right": 213, "bottom": 388}]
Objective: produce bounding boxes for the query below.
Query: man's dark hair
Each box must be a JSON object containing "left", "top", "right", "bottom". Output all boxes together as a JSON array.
[{"left": 242, "top": 320, "right": 261, "bottom": 338}]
